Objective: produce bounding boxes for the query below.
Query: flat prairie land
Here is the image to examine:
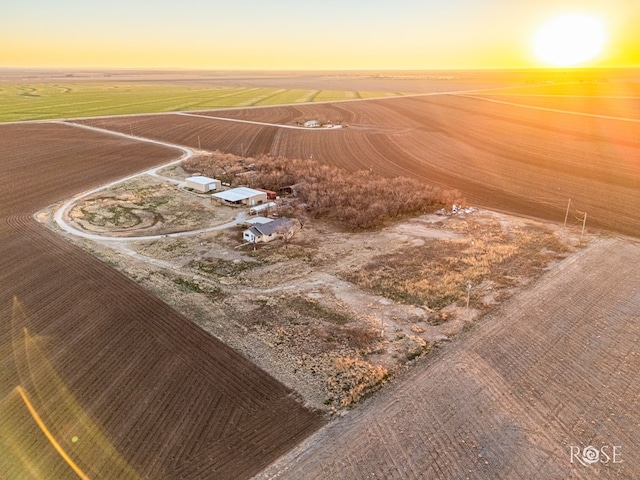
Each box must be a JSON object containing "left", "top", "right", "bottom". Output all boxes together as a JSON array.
[
  {"left": 0, "top": 123, "right": 323, "bottom": 479},
  {"left": 466, "top": 93, "right": 640, "bottom": 120}
]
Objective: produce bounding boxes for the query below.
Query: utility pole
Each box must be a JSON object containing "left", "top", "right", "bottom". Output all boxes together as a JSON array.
[
  {"left": 564, "top": 198, "right": 571, "bottom": 228},
  {"left": 581, "top": 212, "right": 587, "bottom": 242},
  {"left": 466, "top": 282, "right": 472, "bottom": 312},
  {"left": 198, "top": 135, "right": 201, "bottom": 150}
]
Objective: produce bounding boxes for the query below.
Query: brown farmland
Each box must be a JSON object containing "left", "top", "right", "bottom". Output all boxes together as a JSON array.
[
  {"left": 0, "top": 123, "right": 323, "bottom": 479},
  {"left": 3, "top": 74, "right": 640, "bottom": 479},
  {"left": 258, "top": 237, "right": 640, "bottom": 479},
  {"left": 82, "top": 90, "right": 640, "bottom": 237}
]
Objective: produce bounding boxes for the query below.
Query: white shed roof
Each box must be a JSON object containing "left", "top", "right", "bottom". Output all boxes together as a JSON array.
[
  {"left": 246, "top": 217, "right": 273, "bottom": 226},
  {"left": 250, "top": 202, "right": 277, "bottom": 213},
  {"left": 186, "top": 176, "right": 218, "bottom": 185},
  {"left": 213, "top": 187, "right": 266, "bottom": 202}
]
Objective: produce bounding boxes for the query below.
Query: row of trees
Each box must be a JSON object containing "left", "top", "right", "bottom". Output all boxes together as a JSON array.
[{"left": 184, "top": 151, "right": 463, "bottom": 229}]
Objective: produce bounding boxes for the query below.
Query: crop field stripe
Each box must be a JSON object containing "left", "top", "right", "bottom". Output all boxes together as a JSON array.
[
  {"left": 0, "top": 84, "right": 412, "bottom": 124},
  {"left": 16, "top": 386, "right": 90, "bottom": 480}
]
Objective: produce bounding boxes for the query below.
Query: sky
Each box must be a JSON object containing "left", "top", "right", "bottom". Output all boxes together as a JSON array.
[{"left": 2, "top": 0, "right": 639, "bottom": 70}]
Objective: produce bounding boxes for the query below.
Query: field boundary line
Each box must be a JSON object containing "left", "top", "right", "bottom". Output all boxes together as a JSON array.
[
  {"left": 16, "top": 386, "right": 90, "bottom": 480},
  {"left": 455, "top": 93, "right": 640, "bottom": 123}
]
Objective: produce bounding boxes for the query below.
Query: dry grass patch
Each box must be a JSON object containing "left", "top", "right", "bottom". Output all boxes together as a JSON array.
[
  {"left": 326, "top": 357, "right": 389, "bottom": 407},
  {"left": 344, "top": 216, "right": 570, "bottom": 311}
]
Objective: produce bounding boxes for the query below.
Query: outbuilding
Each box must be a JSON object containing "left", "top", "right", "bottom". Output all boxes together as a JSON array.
[
  {"left": 255, "top": 188, "right": 278, "bottom": 200},
  {"left": 185, "top": 176, "right": 221, "bottom": 193},
  {"left": 212, "top": 187, "right": 268, "bottom": 206},
  {"left": 249, "top": 201, "right": 277, "bottom": 215},
  {"left": 304, "top": 119, "right": 321, "bottom": 128}
]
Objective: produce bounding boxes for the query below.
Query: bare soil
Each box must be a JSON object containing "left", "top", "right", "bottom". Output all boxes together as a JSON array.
[
  {"left": 257, "top": 235, "right": 640, "bottom": 479},
  {"left": 0, "top": 123, "right": 322, "bottom": 480},
  {"left": 67, "top": 175, "right": 236, "bottom": 236}
]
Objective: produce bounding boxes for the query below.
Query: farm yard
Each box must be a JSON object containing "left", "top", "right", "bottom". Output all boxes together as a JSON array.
[
  {"left": 40, "top": 167, "right": 576, "bottom": 412},
  {"left": 1, "top": 69, "right": 640, "bottom": 479}
]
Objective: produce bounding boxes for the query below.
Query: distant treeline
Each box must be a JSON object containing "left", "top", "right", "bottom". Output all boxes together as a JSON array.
[{"left": 184, "top": 151, "right": 463, "bottom": 229}]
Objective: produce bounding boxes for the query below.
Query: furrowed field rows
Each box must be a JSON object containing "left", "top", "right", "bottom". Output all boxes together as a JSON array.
[
  {"left": 197, "top": 102, "right": 363, "bottom": 126},
  {"left": 258, "top": 238, "right": 640, "bottom": 479},
  {"left": 81, "top": 93, "right": 640, "bottom": 236},
  {"left": 0, "top": 123, "right": 324, "bottom": 479}
]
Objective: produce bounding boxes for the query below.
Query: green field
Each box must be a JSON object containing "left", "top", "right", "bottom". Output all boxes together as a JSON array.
[{"left": 0, "top": 83, "right": 403, "bottom": 122}]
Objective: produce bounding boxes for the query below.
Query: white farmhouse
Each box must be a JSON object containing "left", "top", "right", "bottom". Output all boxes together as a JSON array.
[
  {"left": 185, "top": 176, "right": 221, "bottom": 193},
  {"left": 243, "top": 217, "right": 292, "bottom": 244}
]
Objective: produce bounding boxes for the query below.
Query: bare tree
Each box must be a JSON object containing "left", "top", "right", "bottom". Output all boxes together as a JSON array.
[
  {"left": 294, "top": 205, "right": 310, "bottom": 229},
  {"left": 276, "top": 220, "right": 300, "bottom": 249}
]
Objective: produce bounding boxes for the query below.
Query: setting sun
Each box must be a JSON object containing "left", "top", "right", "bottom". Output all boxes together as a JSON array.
[{"left": 534, "top": 14, "right": 606, "bottom": 66}]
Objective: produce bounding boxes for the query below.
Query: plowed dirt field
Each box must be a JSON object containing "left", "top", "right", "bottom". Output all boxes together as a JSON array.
[
  {"left": 0, "top": 123, "right": 323, "bottom": 479},
  {"left": 258, "top": 237, "right": 640, "bottom": 479},
  {"left": 81, "top": 91, "right": 640, "bottom": 237},
  {"left": 3, "top": 79, "right": 639, "bottom": 479}
]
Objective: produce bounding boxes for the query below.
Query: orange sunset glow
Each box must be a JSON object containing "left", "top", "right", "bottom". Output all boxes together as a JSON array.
[{"left": 2, "top": 1, "right": 639, "bottom": 69}]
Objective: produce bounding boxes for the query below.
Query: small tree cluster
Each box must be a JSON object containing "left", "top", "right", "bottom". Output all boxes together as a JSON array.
[
  {"left": 184, "top": 151, "right": 463, "bottom": 229},
  {"left": 184, "top": 151, "right": 254, "bottom": 186}
]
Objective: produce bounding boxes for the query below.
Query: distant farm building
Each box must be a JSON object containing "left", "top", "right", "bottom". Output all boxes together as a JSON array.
[
  {"left": 212, "top": 187, "right": 268, "bottom": 206},
  {"left": 304, "top": 120, "right": 321, "bottom": 128},
  {"left": 185, "top": 176, "right": 221, "bottom": 193},
  {"left": 243, "top": 217, "right": 293, "bottom": 244}
]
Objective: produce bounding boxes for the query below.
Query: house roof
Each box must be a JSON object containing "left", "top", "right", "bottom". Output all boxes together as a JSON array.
[
  {"left": 213, "top": 187, "right": 266, "bottom": 202},
  {"left": 246, "top": 217, "right": 292, "bottom": 238},
  {"left": 186, "top": 176, "right": 219, "bottom": 185}
]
